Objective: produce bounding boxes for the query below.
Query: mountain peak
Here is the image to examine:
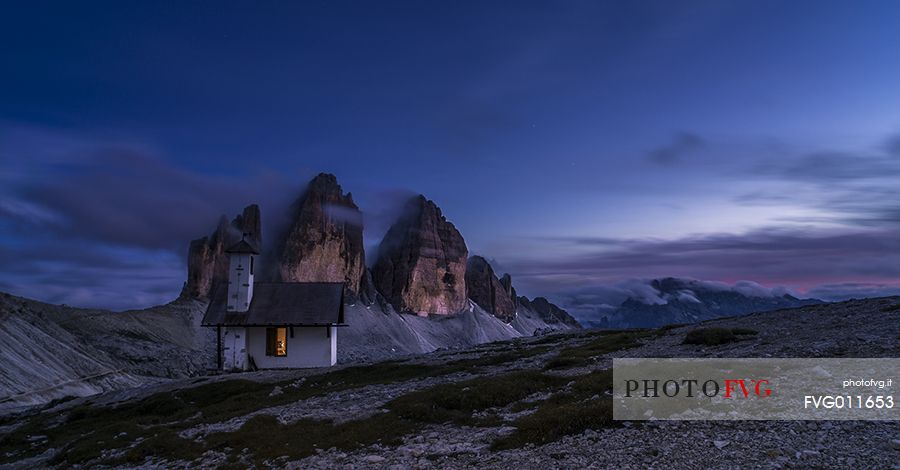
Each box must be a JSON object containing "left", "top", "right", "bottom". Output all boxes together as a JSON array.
[
  {"left": 372, "top": 195, "right": 468, "bottom": 316},
  {"left": 465, "top": 256, "right": 516, "bottom": 322},
  {"left": 275, "top": 174, "right": 365, "bottom": 294},
  {"left": 182, "top": 204, "right": 261, "bottom": 299}
]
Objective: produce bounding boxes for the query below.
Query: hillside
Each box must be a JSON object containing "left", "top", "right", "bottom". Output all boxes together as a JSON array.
[
  {"left": 0, "top": 291, "right": 575, "bottom": 412},
  {"left": 1, "top": 297, "right": 896, "bottom": 469},
  {"left": 338, "top": 298, "right": 576, "bottom": 363},
  {"left": 0, "top": 292, "right": 212, "bottom": 413}
]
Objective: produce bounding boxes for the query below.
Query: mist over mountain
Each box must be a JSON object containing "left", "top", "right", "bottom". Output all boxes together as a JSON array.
[{"left": 568, "top": 277, "right": 823, "bottom": 328}]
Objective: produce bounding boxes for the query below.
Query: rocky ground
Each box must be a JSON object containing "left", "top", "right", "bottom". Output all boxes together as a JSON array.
[{"left": 1, "top": 297, "right": 898, "bottom": 469}]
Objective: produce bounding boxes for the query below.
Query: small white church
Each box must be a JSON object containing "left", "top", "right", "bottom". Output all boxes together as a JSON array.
[{"left": 201, "top": 237, "right": 346, "bottom": 370}]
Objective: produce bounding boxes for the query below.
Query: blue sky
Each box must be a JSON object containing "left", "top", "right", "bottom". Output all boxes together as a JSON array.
[{"left": 3, "top": 1, "right": 900, "bottom": 312}]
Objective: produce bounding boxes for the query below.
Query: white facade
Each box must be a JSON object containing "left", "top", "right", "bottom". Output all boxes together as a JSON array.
[
  {"left": 222, "top": 326, "right": 248, "bottom": 370},
  {"left": 226, "top": 252, "right": 255, "bottom": 312},
  {"left": 247, "top": 326, "right": 338, "bottom": 368},
  {"left": 221, "top": 325, "right": 337, "bottom": 370}
]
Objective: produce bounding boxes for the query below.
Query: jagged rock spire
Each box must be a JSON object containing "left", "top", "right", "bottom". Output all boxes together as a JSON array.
[{"left": 372, "top": 195, "right": 468, "bottom": 316}]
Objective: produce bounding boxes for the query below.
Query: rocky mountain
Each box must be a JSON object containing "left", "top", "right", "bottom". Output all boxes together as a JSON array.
[
  {"left": 518, "top": 295, "right": 583, "bottom": 329},
  {"left": 587, "top": 277, "right": 823, "bottom": 328},
  {"left": 498, "top": 273, "right": 516, "bottom": 303},
  {"left": 182, "top": 205, "right": 261, "bottom": 299},
  {"left": 460, "top": 258, "right": 580, "bottom": 329},
  {"left": 465, "top": 256, "right": 517, "bottom": 322},
  {"left": 372, "top": 195, "right": 469, "bottom": 316},
  {"left": 179, "top": 175, "right": 577, "bottom": 332},
  {"left": 275, "top": 173, "right": 366, "bottom": 295}
]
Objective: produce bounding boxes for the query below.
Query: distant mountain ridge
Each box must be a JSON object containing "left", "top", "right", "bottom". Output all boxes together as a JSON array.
[{"left": 585, "top": 277, "right": 823, "bottom": 328}]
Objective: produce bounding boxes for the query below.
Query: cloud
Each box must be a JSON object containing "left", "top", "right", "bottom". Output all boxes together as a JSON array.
[
  {"left": 0, "top": 124, "right": 299, "bottom": 309},
  {"left": 535, "top": 277, "right": 804, "bottom": 325},
  {"left": 756, "top": 150, "right": 900, "bottom": 183},
  {"left": 0, "top": 198, "right": 65, "bottom": 226},
  {"left": 646, "top": 132, "right": 705, "bottom": 165},
  {"left": 884, "top": 133, "right": 900, "bottom": 157},
  {"left": 0, "top": 125, "right": 303, "bottom": 250},
  {"left": 498, "top": 152, "right": 900, "bottom": 312},
  {"left": 359, "top": 188, "right": 420, "bottom": 239},
  {"left": 0, "top": 239, "right": 185, "bottom": 310},
  {"left": 14, "top": 149, "right": 293, "bottom": 251},
  {"left": 504, "top": 226, "right": 900, "bottom": 306},
  {"left": 325, "top": 204, "right": 364, "bottom": 227},
  {"left": 805, "top": 282, "right": 900, "bottom": 302},
  {"left": 735, "top": 132, "right": 900, "bottom": 228}
]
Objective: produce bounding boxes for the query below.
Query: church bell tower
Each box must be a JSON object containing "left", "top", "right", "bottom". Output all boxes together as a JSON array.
[{"left": 225, "top": 233, "right": 259, "bottom": 312}]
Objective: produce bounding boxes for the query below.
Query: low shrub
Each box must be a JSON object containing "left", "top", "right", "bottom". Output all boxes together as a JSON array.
[
  {"left": 658, "top": 323, "right": 688, "bottom": 331},
  {"left": 203, "top": 413, "right": 417, "bottom": 465},
  {"left": 492, "top": 370, "right": 616, "bottom": 449},
  {"left": 492, "top": 398, "right": 614, "bottom": 450},
  {"left": 543, "top": 332, "right": 651, "bottom": 369},
  {"left": 683, "top": 328, "right": 736, "bottom": 346}
]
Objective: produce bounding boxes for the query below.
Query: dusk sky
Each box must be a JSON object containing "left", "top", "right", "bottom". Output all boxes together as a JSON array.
[{"left": 3, "top": 1, "right": 900, "bottom": 313}]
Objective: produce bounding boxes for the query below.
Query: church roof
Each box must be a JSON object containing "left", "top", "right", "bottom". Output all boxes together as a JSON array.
[
  {"left": 201, "top": 282, "right": 346, "bottom": 326},
  {"left": 225, "top": 239, "right": 260, "bottom": 255}
]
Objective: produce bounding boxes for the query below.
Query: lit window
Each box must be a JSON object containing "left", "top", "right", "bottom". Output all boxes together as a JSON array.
[{"left": 266, "top": 327, "right": 287, "bottom": 357}]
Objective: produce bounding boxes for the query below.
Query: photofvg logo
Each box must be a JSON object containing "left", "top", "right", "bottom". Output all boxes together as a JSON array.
[
  {"left": 624, "top": 377, "right": 772, "bottom": 399},
  {"left": 613, "top": 358, "right": 898, "bottom": 421}
]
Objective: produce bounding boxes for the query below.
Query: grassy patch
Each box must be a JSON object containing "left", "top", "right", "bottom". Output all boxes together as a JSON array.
[
  {"left": 730, "top": 328, "right": 759, "bottom": 336},
  {"left": 492, "top": 370, "right": 615, "bottom": 450},
  {"left": 118, "top": 329, "right": 157, "bottom": 342},
  {"left": 683, "top": 327, "right": 758, "bottom": 346},
  {"left": 441, "top": 346, "right": 549, "bottom": 371},
  {"left": 493, "top": 399, "right": 614, "bottom": 450},
  {"left": 543, "top": 331, "right": 652, "bottom": 369},
  {"left": 879, "top": 303, "right": 900, "bottom": 312},
  {"left": 659, "top": 323, "right": 689, "bottom": 331},
  {"left": 203, "top": 413, "right": 418, "bottom": 466},
  {"left": 527, "top": 333, "right": 570, "bottom": 346},
  {"left": 2, "top": 363, "right": 624, "bottom": 465},
  {"left": 115, "top": 432, "right": 205, "bottom": 466},
  {"left": 684, "top": 328, "right": 735, "bottom": 345},
  {"left": 0, "top": 349, "right": 554, "bottom": 467},
  {"left": 542, "top": 356, "right": 586, "bottom": 370},
  {"left": 389, "top": 370, "right": 567, "bottom": 425}
]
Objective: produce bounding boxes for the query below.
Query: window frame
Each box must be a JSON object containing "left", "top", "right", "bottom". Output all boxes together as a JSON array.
[{"left": 265, "top": 327, "right": 288, "bottom": 357}]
